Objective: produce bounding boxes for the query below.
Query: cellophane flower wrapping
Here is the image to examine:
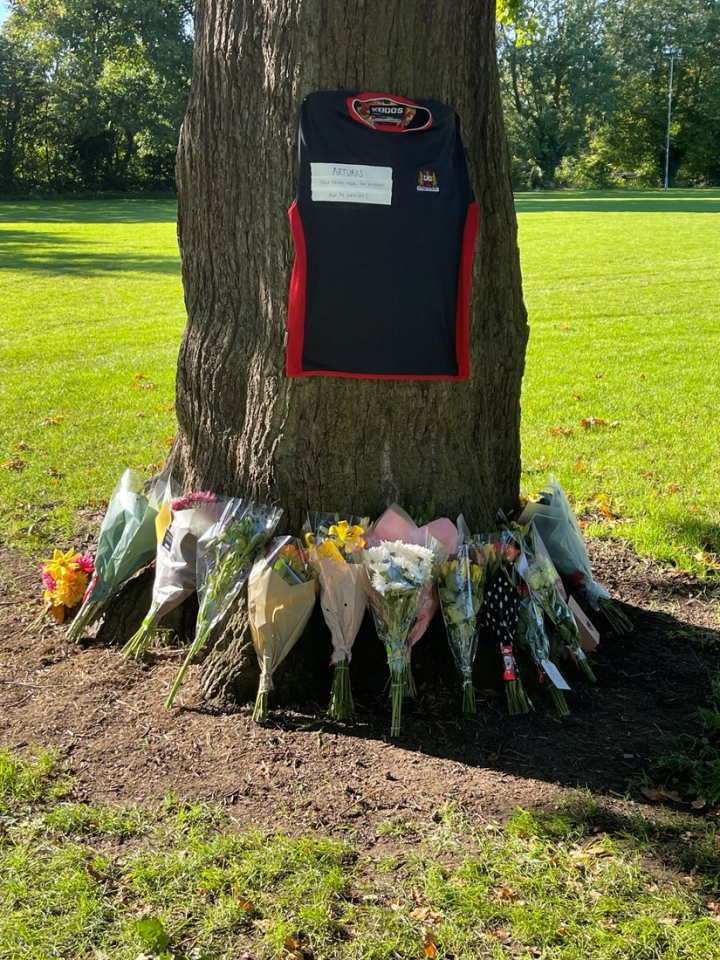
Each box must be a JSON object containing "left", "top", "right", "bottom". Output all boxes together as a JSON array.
[
  {"left": 515, "top": 595, "right": 570, "bottom": 716},
  {"left": 369, "top": 504, "right": 458, "bottom": 697},
  {"left": 524, "top": 476, "right": 611, "bottom": 609},
  {"left": 122, "top": 493, "right": 227, "bottom": 659},
  {"left": 363, "top": 540, "right": 435, "bottom": 737},
  {"left": 437, "top": 546, "right": 485, "bottom": 712},
  {"left": 477, "top": 547, "right": 532, "bottom": 716},
  {"left": 306, "top": 517, "right": 369, "bottom": 721},
  {"left": 165, "top": 499, "right": 282, "bottom": 707},
  {"left": 517, "top": 522, "right": 596, "bottom": 685},
  {"left": 67, "top": 468, "right": 175, "bottom": 641},
  {"left": 249, "top": 537, "right": 319, "bottom": 723}
]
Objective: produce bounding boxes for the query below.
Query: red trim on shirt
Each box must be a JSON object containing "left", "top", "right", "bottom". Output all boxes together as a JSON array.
[
  {"left": 455, "top": 201, "right": 481, "bottom": 380},
  {"left": 285, "top": 200, "right": 479, "bottom": 382},
  {"left": 286, "top": 200, "right": 307, "bottom": 377}
]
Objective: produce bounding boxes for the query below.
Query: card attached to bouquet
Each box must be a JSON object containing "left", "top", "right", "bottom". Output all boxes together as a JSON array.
[
  {"left": 541, "top": 659, "right": 571, "bottom": 691},
  {"left": 568, "top": 595, "right": 600, "bottom": 652}
]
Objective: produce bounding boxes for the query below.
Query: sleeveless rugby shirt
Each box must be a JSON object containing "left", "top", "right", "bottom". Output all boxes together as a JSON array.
[{"left": 286, "top": 90, "right": 480, "bottom": 380}]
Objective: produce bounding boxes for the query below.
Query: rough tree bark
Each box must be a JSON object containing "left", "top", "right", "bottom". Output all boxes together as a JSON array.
[{"left": 171, "top": 0, "right": 529, "bottom": 706}]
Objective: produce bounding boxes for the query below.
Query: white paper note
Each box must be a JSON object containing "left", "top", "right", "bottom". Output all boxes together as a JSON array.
[{"left": 311, "top": 162, "right": 393, "bottom": 205}]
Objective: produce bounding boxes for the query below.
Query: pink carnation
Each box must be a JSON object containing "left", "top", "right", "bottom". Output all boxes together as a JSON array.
[
  {"left": 77, "top": 554, "right": 95, "bottom": 574},
  {"left": 172, "top": 491, "right": 218, "bottom": 511},
  {"left": 41, "top": 570, "right": 56, "bottom": 592}
]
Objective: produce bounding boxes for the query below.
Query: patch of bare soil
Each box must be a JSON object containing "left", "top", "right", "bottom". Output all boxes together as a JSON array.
[{"left": 1, "top": 538, "right": 718, "bottom": 847}]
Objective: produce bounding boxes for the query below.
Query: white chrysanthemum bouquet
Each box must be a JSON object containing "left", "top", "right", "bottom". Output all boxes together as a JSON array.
[{"left": 363, "top": 540, "right": 435, "bottom": 737}]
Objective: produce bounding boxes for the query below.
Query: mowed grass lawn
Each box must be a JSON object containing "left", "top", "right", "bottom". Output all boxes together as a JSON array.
[{"left": 1, "top": 191, "right": 719, "bottom": 576}]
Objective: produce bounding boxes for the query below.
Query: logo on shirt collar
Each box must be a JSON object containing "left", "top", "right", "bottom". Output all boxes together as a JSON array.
[{"left": 417, "top": 169, "right": 439, "bottom": 193}]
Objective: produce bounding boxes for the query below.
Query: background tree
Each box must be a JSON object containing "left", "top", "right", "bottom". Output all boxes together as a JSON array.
[
  {"left": 498, "top": 0, "right": 720, "bottom": 188},
  {"left": 0, "top": 0, "right": 193, "bottom": 190},
  {"left": 166, "top": 0, "right": 529, "bottom": 705},
  {"left": 498, "top": 0, "right": 616, "bottom": 187}
]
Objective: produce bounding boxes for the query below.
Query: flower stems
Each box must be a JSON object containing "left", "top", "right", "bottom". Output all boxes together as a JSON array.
[
  {"left": 548, "top": 683, "right": 570, "bottom": 717},
  {"left": 505, "top": 678, "right": 533, "bottom": 715},
  {"left": 121, "top": 605, "right": 160, "bottom": 659},
  {"left": 462, "top": 679, "right": 477, "bottom": 714},
  {"left": 252, "top": 690, "right": 269, "bottom": 723},
  {"left": 578, "top": 657, "right": 597, "bottom": 683},
  {"left": 403, "top": 660, "right": 417, "bottom": 699},
  {"left": 67, "top": 598, "right": 106, "bottom": 642},
  {"left": 328, "top": 659, "right": 354, "bottom": 721},
  {"left": 164, "top": 621, "right": 211, "bottom": 708},
  {"left": 390, "top": 678, "right": 404, "bottom": 738},
  {"left": 598, "top": 597, "right": 633, "bottom": 634}
]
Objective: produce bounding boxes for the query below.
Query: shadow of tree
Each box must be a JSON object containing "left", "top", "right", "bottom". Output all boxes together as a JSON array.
[
  {"left": 269, "top": 597, "right": 719, "bottom": 804},
  {"left": 515, "top": 190, "right": 720, "bottom": 215},
  {"left": 0, "top": 228, "right": 180, "bottom": 275},
  {"left": 0, "top": 199, "right": 178, "bottom": 224}
]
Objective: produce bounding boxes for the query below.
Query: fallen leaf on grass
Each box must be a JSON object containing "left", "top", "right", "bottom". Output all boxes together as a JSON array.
[
  {"left": 131, "top": 373, "right": 157, "bottom": 391},
  {"left": 641, "top": 786, "right": 684, "bottom": 803},
  {"left": 497, "top": 886, "right": 520, "bottom": 902},
  {"left": 165, "top": 437, "right": 175, "bottom": 446},
  {"left": 549, "top": 426, "right": 574, "bottom": 436},
  {"left": 581, "top": 417, "right": 621, "bottom": 430},
  {"left": 411, "top": 907, "right": 444, "bottom": 924},
  {"left": 691, "top": 797, "right": 707, "bottom": 810},
  {"left": 572, "top": 393, "right": 582, "bottom": 400},
  {"left": 13, "top": 440, "right": 29, "bottom": 451},
  {"left": 423, "top": 929, "right": 437, "bottom": 958},
  {"left": 1, "top": 456, "right": 28, "bottom": 471},
  {"left": 668, "top": 483, "right": 681, "bottom": 494},
  {"left": 643, "top": 471, "right": 654, "bottom": 479},
  {"left": 574, "top": 459, "right": 587, "bottom": 472},
  {"left": 40, "top": 415, "right": 63, "bottom": 426},
  {"left": 707, "top": 902, "right": 720, "bottom": 915}
]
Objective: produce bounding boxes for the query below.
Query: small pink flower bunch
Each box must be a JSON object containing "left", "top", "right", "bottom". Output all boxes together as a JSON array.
[{"left": 171, "top": 491, "right": 218, "bottom": 511}]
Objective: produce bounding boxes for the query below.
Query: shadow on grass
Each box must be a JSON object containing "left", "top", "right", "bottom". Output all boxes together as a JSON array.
[
  {"left": 515, "top": 190, "right": 720, "bottom": 214},
  {"left": 0, "top": 199, "right": 177, "bottom": 224},
  {"left": 0, "top": 228, "right": 180, "bottom": 275}
]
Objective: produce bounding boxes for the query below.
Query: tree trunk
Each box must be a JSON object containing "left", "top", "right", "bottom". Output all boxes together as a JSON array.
[{"left": 172, "top": 0, "right": 528, "bottom": 707}]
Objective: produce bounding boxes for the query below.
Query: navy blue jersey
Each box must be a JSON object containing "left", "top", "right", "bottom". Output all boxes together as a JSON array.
[{"left": 286, "top": 90, "right": 479, "bottom": 380}]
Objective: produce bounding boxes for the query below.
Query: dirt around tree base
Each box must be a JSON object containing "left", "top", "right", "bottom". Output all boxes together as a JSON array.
[{"left": 1, "top": 537, "right": 718, "bottom": 847}]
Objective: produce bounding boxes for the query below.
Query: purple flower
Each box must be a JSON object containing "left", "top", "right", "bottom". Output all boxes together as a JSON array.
[{"left": 77, "top": 554, "right": 95, "bottom": 574}]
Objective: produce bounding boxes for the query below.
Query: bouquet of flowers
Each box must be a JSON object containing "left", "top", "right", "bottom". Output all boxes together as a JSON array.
[
  {"left": 249, "top": 537, "right": 319, "bottom": 723},
  {"left": 363, "top": 540, "right": 435, "bottom": 737},
  {"left": 523, "top": 476, "right": 632, "bottom": 633},
  {"left": 165, "top": 499, "right": 282, "bottom": 707},
  {"left": 437, "top": 546, "right": 485, "bottom": 712},
  {"left": 369, "top": 505, "right": 458, "bottom": 697},
  {"left": 479, "top": 570, "right": 532, "bottom": 715},
  {"left": 41, "top": 549, "right": 94, "bottom": 623},
  {"left": 67, "top": 469, "right": 174, "bottom": 641},
  {"left": 122, "top": 492, "right": 225, "bottom": 659},
  {"left": 306, "top": 517, "right": 368, "bottom": 721},
  {"left": 523, "top": 552, "right": 596, "bottom": 683},
  {"left": 515, "top": 595, "right": 570, "bottom": 716}
]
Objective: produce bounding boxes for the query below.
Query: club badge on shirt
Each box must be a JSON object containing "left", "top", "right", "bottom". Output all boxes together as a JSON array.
[{"left": 417, "top": 169, "right": 440, "bottom": 192}]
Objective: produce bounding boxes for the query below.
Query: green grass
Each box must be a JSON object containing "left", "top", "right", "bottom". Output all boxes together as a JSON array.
[
  {"left": 1, "top": 191, "right": 719, "bottom": 577},
  {"left": 0, "top": 200, "right": 183, "bottom": 552},
  {"left": 517, "top": 189, "right": 720, "bottom": 577},
  {"left": 2, "top": 747, "right": 720, "bottom": 959}
]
